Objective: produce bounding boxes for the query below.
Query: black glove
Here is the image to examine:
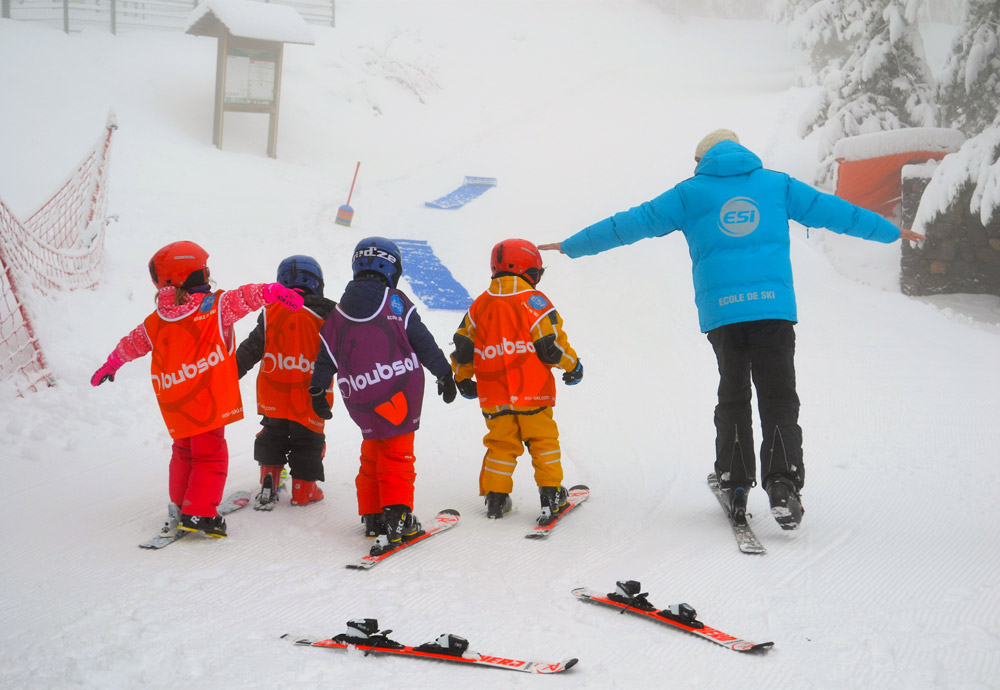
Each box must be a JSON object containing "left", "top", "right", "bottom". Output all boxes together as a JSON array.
[
  {"left": 309, "top": 386, "right": 333, "bottom": 419},
  {"left": 562, "top": 360, "right": 583, "bottom": 385},
  {"left": 437, "top": 373, "right": 457, "bottom": 404},
  {"left": 456, "top": 378, "right": 478, "bottom": 400}
]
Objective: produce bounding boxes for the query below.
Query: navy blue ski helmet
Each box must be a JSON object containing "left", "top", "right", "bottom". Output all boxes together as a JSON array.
[
  {"left": 352, "top": 237, "right": 402, "bottom": 287},
  {"left": 277, "top": 255, "right": 324, "bottom": 296}
]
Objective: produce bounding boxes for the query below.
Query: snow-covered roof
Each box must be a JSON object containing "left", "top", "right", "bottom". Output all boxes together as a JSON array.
[
  {"left": 833, "top": 128, "right": 966, "bottom": 161},
  {"left": 185, "top": 0, "right": 314, "bottom": 45}
]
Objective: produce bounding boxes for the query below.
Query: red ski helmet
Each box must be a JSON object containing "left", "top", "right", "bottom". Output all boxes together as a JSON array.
[
  {"left": 491, "top": 239, "right": 544, "bottom": 285},
  {"left": 148, "top": 241, "right": 210, "bottom": 289}
]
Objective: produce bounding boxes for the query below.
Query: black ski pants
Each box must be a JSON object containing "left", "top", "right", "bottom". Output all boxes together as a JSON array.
[
  {"left": 706, "top": 319, "right": 803, "bottom": 491},
  {"left": 254, "top": 416, "right": 326, "bottom": 482}
]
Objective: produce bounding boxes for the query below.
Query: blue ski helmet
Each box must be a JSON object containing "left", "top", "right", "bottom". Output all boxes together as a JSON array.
[
  {"left": 352, "top": 237, "right": 402, "bottom": 287},
  {"left": 277, "top": 255, "right": 324, "bottom": 296}
]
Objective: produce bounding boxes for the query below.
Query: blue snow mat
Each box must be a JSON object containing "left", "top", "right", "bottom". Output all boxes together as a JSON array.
[
  {"left": 394, "top": 239, "right": 473, "bottom": 311},
  {"left": 424, "top": 176, "right": 497, "bottom": 209}
]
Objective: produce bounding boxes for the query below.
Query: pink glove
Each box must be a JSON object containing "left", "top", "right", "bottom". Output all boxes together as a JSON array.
[
  {"left": 262, "top": 283, "right": 304, "bottom": 311},
  {"left": 91, "top": 351, "right": 124, "bottom": 386}
]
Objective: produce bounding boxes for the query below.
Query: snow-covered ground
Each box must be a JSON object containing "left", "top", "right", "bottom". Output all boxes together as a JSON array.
[{"left": 2, "top": 2, "right": 999, "bottom": 688}]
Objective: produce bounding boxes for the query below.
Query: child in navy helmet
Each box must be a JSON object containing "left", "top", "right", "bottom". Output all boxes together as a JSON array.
[
  {"left": 309, "top": 237, "right": 457, "bottom": 556},
  {"left": 90, "top": 241, "right": 304, "bottom": 539},
  {"left": 236, "top": 255, "right": 337, "bottom": 510}
]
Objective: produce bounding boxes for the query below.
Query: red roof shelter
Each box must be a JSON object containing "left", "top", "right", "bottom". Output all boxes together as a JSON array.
[{"left": 834, "top": 128, "right": 965, "bottom": 220}]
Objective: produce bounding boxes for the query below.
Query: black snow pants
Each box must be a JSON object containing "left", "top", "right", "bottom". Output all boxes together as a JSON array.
[
  {"left": 706, "top": 319, "right": 803, "bottom": 492},
  {"left": 254, "top": 416, "right": 326, "bottom": 482}
]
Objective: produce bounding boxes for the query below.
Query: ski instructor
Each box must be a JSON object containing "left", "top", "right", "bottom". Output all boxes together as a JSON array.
[{"left": 538, "top": 129, "right": 924, "bottom": 531}]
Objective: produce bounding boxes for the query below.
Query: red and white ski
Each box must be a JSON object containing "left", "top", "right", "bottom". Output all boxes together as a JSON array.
[
  {"left": 525, "top": 484, "right": 589, "bottom": 539},
  {"left": 282, "top": 620, "right": 577, "bottom": 674},
  {"left": 573, "top": 582, "right": 773, "bottom": 653},
  {"left": 345, "top": 509, "right": 460, "bottom": 569},
  {"left": 138, "top": 490, "right": 251, "bottom": 549}
]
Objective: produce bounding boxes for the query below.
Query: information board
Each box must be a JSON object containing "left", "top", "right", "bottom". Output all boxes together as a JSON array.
[{"left": 224, "top": 46, "right": 277, "bottom": 105}]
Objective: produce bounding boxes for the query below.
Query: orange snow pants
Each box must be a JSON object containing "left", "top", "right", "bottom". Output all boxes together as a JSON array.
[
  {"left": 356, "top": 432, "right": 417, "bottom": 514},
  {"left": 479, "top": 408, "right": 562, "bottom": 495}
]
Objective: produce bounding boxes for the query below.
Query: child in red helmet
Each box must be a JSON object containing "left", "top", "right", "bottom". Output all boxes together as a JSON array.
[
  {"left": 90, "top": 241, "right": 304, "bottom": 538},
  {"left": 450, "top": 239, "right": 583, "bottom": 523},
  {"left": 235, "top": 255, "right": 336, "bottom": 510}
]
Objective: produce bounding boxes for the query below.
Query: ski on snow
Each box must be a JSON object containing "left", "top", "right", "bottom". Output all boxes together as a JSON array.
[
  {"left": 345, "top": 509, "right": 460, "bottom": 569},
  {"left": 138, "top": 490, "right": 251, "bottom": 549},
  {"left": 707, "top": 472, "right": 766, "bottom": 554},
  {"left": 573, "top": 581, "right": 773, "bottom": 653},
  {"left": 525, "top": 484, "right": 589, "bottom": 539},
  {"left": 282, "top": 618, "right": 577, "bottom": 674}
]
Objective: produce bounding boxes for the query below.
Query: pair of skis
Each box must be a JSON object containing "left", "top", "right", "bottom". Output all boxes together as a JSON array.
[
  {"left": 283, "top": 619, "right": 576, "bottom": 675},
  {"left": 285, "top": 581, "right": 771, "bottom": 675},
  {"left": 346, "top": 484, "right": 590, "bottom": 569}
]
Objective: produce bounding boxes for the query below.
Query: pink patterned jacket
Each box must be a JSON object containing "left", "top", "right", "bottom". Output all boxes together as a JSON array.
[{"left": 113, "top": 284, "right": 270, "bottom": 363}]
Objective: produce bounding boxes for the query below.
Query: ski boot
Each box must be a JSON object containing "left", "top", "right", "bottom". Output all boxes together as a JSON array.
[
  {"left": 484, "top": 492, "right": 512, "bottom": 519},
  {"left": 178, "top": 513, "right": 228, "bottom": 538},
  {"left": 765, "top": 475, "right": 803, "bottom": 530},
  {"left": 361, "top": 513, "right": 385, "bottom": 538},
  {"left": 255, "top": 465, "right": 284, "bottom": 511},
  {"left": 290, "top": 479, "right": 324, "bottom": 506},
  {"left": 370, "top": 505, "right": 423, "bottom": 556},
  {"left": 537, "top": 485, "right": 568, "bottom": 526}
]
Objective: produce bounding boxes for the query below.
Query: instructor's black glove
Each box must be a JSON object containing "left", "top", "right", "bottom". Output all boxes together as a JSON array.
[
  {"left": 437, "top": 373, "right": 457, "bottom": 404},
  {"left": 562, "top": 360, "right": 583, "bottom": 385},
  {"left": 309, "top": 386, "right": 333, "bottom": 419},
  {"left": 456, "top": 378, "right": 478, "bottom": 400}
]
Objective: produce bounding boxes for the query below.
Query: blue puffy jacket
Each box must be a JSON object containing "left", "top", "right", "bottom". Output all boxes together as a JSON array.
[{"left": 562, "top": 141, "right": 901, "bottom": 332}]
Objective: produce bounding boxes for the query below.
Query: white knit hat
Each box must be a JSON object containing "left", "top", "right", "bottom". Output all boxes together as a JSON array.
[{"left": 695, "top": 129, "right": 740, "bottom": 161}]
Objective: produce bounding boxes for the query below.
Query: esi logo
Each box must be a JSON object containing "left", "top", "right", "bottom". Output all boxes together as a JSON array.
[
  {"left": 718, "top": 197, "right": 760, "bottom": 237},
  {"left": 390, "top": 294, "right": 404, "bottom": 315}
]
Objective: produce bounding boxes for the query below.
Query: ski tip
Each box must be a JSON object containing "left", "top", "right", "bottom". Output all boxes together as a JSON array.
[
  {"left": 438, "top": 508, "right": 460, "bottom": 517},
  {"left": 564, "top": 657, "right": 579, "bottom": 670},
  {"left": 743, "top": 641, "right": 774, "bottom": 653},
  {"left": 569, "top": 484, "right": 589, "bottom": 491}
]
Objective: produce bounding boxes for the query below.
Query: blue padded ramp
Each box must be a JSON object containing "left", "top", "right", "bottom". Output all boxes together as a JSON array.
[
  {"left": 394, "top": 239, "right": 473, "bottom": 311},
  {"left": 425, "top": 176, "right": 497, "bottom": 209}
]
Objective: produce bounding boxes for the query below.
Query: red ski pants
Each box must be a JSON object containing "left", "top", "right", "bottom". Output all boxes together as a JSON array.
[
  {"left": 356, "top": 433, "right": 416, "bottom": 515},
  {"left": 169, "top": 426, "right": 229, "bottom": 517}
]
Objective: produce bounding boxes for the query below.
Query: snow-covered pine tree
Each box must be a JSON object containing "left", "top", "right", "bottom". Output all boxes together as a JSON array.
[
  {"left": 769, "top": 0, "right": 865, "bottom": 75},
  {"left": 937, "top": 0, "right": 1000, "bottom": 137},
  {"left": 785, "top": 0, "right": 937, "bottom": 186}
]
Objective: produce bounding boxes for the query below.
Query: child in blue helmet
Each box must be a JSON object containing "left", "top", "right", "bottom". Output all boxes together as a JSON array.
[
  {"left": 236, "top": 255, "right": 337, "bottom": 510},
  {"left": 309, "top": 237, "right": 457, "bottom": 556}
]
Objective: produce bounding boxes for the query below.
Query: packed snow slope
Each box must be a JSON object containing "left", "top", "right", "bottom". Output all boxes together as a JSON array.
[{"left": 2, "top": 2, "right": 999, "bottom": 688}]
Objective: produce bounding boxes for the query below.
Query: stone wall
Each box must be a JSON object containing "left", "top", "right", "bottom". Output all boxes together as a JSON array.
[{"left": 900, "top": 164, "right": 1000, "bottom": 296}]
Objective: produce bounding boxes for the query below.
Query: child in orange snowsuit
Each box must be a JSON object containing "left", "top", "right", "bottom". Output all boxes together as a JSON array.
[
  {"left": 451, "top": 239, "right": 582, "bottom": 522},
  {"left": 90, "top": 241, "right": 304, "bottom": 538}
]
